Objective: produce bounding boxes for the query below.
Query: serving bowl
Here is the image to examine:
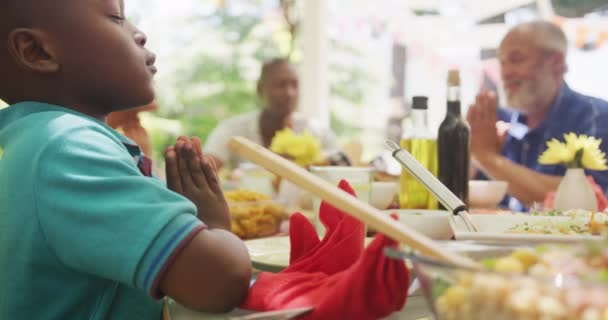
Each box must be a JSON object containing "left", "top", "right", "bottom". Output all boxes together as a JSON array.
[
  {"left": 225, "top": 189, "right": 288, "bottom": 239},
  {"left": 228, "top": 199, "right": 288, "bottom": 239},
  {"left": 371, "top": 181, "right": 399, "bottom": 209},
  {"left": 385, "top": 242, "right": 608, "bottom": 320},
  {"left": 468, "top": 180, "right": 508, "bottom": 208}
]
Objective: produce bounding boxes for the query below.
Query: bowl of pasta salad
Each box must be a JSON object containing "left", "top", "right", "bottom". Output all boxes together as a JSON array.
[{"left": 386, "top": 240, "right": 608, "bottom": 320}]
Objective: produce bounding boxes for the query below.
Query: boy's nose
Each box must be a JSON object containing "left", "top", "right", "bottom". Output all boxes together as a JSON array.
[
  {"left": 146, "top": 52, "right": 157, "bottom": 66},
  {"left": 134, "top": 31, "right": 147, "bottom": 47}
]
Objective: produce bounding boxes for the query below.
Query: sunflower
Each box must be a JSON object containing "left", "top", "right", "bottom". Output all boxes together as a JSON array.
[{"left": 538, "top": 133, "right": 607, "bottom": 170}]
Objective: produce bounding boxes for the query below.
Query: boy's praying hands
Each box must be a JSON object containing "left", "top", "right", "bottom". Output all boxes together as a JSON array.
[{"left": 165, "top": 136, "right": 231, "bottom": 230}]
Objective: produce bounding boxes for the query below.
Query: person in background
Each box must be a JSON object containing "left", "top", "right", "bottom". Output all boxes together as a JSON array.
[
  {"left": 467, "top": 20, "right": 608, "bottom": 211},
  {"left": 203, "top": 57, "right": 342, "bottom": 169},
  {"left": 107, "top": 101, "right": 157, "bottom": 157},
  {"left": 0, "top": 0, "right": 251, "bottom": 318}
]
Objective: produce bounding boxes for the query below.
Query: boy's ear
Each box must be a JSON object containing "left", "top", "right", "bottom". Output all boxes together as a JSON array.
[{"left": 7, "top": 28, "right": 59, "bottom": 74}]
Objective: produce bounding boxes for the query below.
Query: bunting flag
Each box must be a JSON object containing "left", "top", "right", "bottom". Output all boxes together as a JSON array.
[{"left": 552, "top": 15, "right": 608, "bottom": 50}]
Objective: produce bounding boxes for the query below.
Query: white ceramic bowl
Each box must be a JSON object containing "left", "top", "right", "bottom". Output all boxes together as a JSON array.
[
  {"left": 383, "top": 209, "right": 453, "bottom": 240},
  {"left": 370, "top": 181, "right": 399, "bottom": 209},
  {"left": 468, "top": 180, "right": 508, "bottom": 208}
]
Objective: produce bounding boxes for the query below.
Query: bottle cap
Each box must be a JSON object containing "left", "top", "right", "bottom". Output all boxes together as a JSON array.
[
  {"left": 412, "top": 96, "right": 428, "bottom": 110},
  {"left": 448, "top": 69, "right": 460, "bottom": 87}
]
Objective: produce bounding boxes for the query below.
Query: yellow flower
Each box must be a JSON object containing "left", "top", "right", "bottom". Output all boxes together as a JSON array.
[
  {"left": 538, "top": 133, "right": 607, "bottom": 170},
  {"left": 581, "top": 136, "right": 608, "bottom": 170},
  {"left": 0, "top": 146, "right": 3, "bottom": 159},
  {"left": 564, "top": 132, "right": 584, "bottom": 154},
  {"left": 538, "top": 138, "right": 573, "bottom": 165},
  {"left": 269, "top": 129, "right": 321, "bottom": 166}
]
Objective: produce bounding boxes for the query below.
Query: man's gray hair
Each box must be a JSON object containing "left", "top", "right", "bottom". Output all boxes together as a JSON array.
[{"left": 509, "top": 20, "right": 568, "bottom": 55}]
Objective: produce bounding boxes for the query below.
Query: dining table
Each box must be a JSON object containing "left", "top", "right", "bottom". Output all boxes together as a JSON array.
[
  {"left": 166, "top": 224, "right": 512, "bottom": 320},
  {"left": 191, "top": 138, "right": 507, "bottom": 320},
  {"left": 165, "top": 200, "right": 440, "bottom": 320}
]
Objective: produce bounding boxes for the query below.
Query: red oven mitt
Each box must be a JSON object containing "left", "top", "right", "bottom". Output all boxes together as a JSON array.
[{"left": 241, "top": 180, "right": 409, "bottom": 320}]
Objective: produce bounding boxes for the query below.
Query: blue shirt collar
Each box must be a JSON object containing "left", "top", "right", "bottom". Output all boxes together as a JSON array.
[
  {"left": 2, "top": 101, "right": 153, "bottom": 176},
  {"left": 3, "top": 101, "right": 138, "bottom": 147}
]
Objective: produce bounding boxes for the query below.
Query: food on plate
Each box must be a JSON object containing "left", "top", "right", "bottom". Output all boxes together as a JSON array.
[
  {"left": 507, "top": 210, "right": 608, "bottom": 235},
  {"left": 225, "top": 189, "right": 288, "bottom": 239},
  {"left": 531, "top": 208, "right": 608, "bottom": 218}
]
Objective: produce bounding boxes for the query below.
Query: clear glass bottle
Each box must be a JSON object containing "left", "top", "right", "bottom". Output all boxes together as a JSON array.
[{"left": 399, "top": 96, "right": 438, "bottom": 209}]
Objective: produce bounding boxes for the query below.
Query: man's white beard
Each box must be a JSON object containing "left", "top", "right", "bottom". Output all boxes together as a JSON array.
[
  {"left": 505, "top": 66, "right": 556, "bottom": 114},
  {"left": 506, "top": 81, "right": 536, "bottom": 112}
]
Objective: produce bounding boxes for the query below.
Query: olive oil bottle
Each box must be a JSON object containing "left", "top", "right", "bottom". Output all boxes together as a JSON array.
[{"left": 399, "top": 96, "right": 438, "bottom": 209}]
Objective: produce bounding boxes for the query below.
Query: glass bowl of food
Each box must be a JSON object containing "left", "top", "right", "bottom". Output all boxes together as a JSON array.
[
  {"left": 385, "top": 240, "right": 608, "bottom": 319},
  {"left": 225, "top": 189, "right": 289, "bottom": 239}
]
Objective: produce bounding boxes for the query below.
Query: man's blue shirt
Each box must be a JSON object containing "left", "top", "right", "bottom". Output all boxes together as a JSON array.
[{"left": 490, "top": 83, "right": 608, "bottom": 211}]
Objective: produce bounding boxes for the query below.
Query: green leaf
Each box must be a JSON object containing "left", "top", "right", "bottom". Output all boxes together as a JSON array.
[
  {"left": 568, "top": 148, "right": 585, "bottom": 168},
  {"left": 0, "top": 146, "right": 3, "bottom": 159}
]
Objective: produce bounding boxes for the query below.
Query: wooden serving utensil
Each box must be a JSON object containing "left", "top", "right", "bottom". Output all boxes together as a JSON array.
[{"left": 228, "top": 136, "right": 479, "bottom": 269}]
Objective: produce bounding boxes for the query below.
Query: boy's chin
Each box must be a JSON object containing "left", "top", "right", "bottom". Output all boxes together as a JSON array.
[
  {"left": 132, "top": 90, "right": 156, "bottom": 108},
  {"left": 139, "top": 92, "right": 156, "bottom": 107},
  {"left": 113, "top": 94, "right": 155, "bottom": 113}
]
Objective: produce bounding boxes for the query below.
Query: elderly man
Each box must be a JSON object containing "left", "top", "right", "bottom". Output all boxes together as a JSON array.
[
  {"left": 204, "top": 58, "right": 341, "bottom": 169},
  {"left": 468, "top": 20, "right": 608, "bottom": 211}
]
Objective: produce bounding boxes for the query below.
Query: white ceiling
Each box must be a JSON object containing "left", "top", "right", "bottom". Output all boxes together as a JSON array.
[
  {"left": 402, "top": 0, "right": 538, "bottom": 22},
  {"left": 338, "top": 0, "right": 539, "bottom": 22},
  {"left": 332, "top": 0, "right": 542, "bottom": 48}
]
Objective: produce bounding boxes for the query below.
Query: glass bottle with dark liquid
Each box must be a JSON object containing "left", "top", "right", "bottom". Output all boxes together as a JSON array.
[
  {"left": 399, "top": 96, "right": 438, "bottom": 209},
  {"left": 438, "top": 70, "right": 470, "bottom": 206}
]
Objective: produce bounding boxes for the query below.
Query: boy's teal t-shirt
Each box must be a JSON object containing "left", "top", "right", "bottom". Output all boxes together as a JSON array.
[{"left": 0, "top": 102, "right": 205, "bottom": 319}]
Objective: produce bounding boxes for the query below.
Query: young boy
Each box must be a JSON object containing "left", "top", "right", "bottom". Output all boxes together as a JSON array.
[{"left": 0, "top": 0, "right": 251, "bottom": 319}]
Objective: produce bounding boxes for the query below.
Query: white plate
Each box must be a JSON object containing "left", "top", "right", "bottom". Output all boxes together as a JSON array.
[
  {"left": 246, "top": 210, "right": 453, "bottom": 272},
  {"left": 451, "top": 213, "right": 602, "bottom": 244},
  {"left": 245, "top": 236, "right": 375, "bottom": 272},
  {"left": 245, "top": 236, "right": 291, "bottom": 272},
  {"left": 383, "top": 210, "right": 453, "bottom": 240}
]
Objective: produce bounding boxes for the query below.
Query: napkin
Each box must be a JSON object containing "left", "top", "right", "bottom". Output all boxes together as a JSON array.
[
  {"left": 241, "top": 180, "right": 409, "bottom": 320},
  {"left": 543, "top": 175, "right": 608, "bottom": 211}
]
